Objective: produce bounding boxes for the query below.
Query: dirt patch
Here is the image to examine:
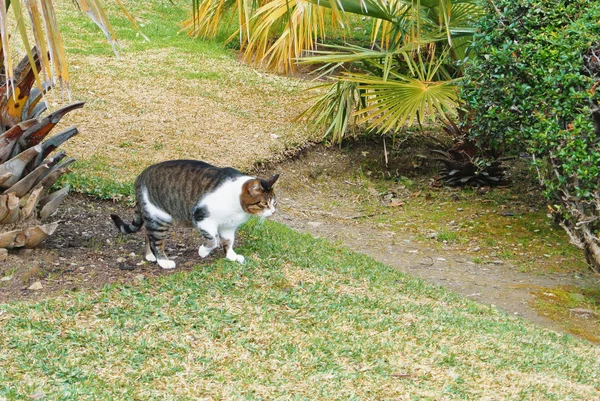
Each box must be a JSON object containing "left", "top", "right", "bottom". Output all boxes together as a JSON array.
[{"left": 0, "top": 194, "right": 225, "bottom": 303}]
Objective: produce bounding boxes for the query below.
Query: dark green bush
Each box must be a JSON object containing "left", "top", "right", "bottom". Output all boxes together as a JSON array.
[{"left": 461, "top": 0, "right": 600, "bottom": 271}]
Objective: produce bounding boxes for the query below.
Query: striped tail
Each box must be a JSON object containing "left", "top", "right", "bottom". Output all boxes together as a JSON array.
[{"left": 110, "top": 208, "right": 143, "bottom": 234}]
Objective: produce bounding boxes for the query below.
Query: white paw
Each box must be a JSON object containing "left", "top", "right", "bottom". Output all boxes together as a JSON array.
[
  {"left": 157, "top": 259, "right": 176, "bottom": 269},
  {"left": 198, "top": 245, "right": 213, "bottom": 258},
  {"left": 145, "top": 252, "right": 157, "bottom": 262},
  {"left": 226, "top": 251, "right": 245, "bottom": 264}
]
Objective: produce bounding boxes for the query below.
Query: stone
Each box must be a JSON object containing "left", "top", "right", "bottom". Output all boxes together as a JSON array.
[
  {"left": 569, "top": 308, "right": 598, "bottom": 319},
  {"left": 307, "top": 222, "right": 323, "bottom": 228},
  {"left": 0, "top": 248, "right": 7, "bottom": 262},
  {"left": 28, "top": 281, "right": 43, "bottom": 291}
]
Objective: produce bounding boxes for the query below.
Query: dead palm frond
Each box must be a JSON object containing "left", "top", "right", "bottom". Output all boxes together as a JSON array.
[{"left": 1, "top": 0, "right": 144, "bottom": 94}]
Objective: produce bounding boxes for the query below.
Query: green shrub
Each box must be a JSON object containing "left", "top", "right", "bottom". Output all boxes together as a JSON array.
[{"left": 460, "top": 0, "right": 600, "bottom": 272}]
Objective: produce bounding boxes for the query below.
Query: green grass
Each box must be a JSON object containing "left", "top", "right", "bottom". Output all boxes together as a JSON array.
[
  {"left": 56, "top": 0, "right": 230, "bottom": 57},
  {"left": 1, "top": 219, "right": 600, "bottom": 400},
  {"left": 59, "top": 160, "right": 135, "bottom": 201}
]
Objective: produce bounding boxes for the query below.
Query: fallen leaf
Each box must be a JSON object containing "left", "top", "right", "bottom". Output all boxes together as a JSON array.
[{"left": 389, "top": 199, "right": 405, "bottom": 207}]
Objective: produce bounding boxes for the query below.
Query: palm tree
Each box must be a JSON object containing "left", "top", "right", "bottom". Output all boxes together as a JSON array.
[
  {"left": 0, "top": 0, "right": 142, "bottom": 252},
  {"left": 182, "top": 0, "right": 482, "bottom": 142}
]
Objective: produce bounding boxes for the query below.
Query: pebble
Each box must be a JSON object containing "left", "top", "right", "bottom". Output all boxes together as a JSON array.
[
  {"left": 489, "top": 260, "right": 504, "bottom": 265},
  {"left": 0, "top": 248, "right": 7, "bottom": 262},
  {"left": 28, "top": 281, "right": 43, "bottom": 291},
  {"left": 117, "top": 257, "right": 125, "bottom": 263},
  {"left": 135, "top": 274, "right": 145, "bottom": 281},
  {"left": 307, "top": 222, "right": 323, "bottom": 228},
  {"left": 1, "top": 275, "right": 12, "bottom": 281}
]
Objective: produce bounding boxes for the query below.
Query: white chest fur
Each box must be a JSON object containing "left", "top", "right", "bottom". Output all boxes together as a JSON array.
[{"left": 197, "top": 176, "right": 252, "bottom": 228}]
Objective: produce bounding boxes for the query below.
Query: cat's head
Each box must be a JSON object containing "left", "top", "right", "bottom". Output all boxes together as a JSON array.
[{"left": 241, "top": 174, "right": 279, "bottom": 217}]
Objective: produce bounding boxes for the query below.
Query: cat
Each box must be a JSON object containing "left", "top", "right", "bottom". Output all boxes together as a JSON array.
[{"left": 110, "top": 160, "right": 279, "bottom": 269}]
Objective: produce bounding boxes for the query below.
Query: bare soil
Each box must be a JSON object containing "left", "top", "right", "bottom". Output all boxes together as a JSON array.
[
  {"left": 0, "top": 193, "right": 217, "bottom": 303},
  {"left": 1, "top": 143, "right": 598, "bottom": 341}
]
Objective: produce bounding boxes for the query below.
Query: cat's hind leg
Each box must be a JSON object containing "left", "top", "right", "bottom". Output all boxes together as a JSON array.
[
  {"left": 144, "top": 235, "right": 157, "bottom": 262},
  {"left": 195, "top": 219, "right": 219, "bottom": 258},
  {"left": 146, "top": 220, "right": 175, "bottom": 269},
  {"left": 219, "top": 226, "right": 244, "bottom": 264}
]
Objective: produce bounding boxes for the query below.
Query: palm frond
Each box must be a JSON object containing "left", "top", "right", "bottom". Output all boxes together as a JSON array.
[
  {"left": 350, "top": 72, "right": 457, "bottom": 132},
  {"left": 241, "top": 0, "right": 337, "bottom": 73},
  {"left": 0, "top": 1, "right": 15, "bottom": 93},
  {"left": 296, "top": 79, "right": 362, "bottom": 144},
  {"left": 181, "top": 0, "right": 240, "bottom": 39}
]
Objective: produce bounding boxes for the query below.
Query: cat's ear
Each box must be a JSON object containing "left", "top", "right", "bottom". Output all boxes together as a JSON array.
[
  {"left": 265, "top": 174, "right": 280, "bottom": 188},
  {"left": 249, "top": 179, "right": 263, "bottom": 196}
]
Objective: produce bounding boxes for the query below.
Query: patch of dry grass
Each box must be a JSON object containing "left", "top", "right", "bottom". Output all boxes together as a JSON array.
[{"left": 43, "top": 0, "right": 319, "bottom": 187}]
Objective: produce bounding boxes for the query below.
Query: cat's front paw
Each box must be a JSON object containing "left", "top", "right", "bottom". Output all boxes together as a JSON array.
[
  {"left": 226, "top": 251, "right": 245, "bottom": 264},
  {"left": 145, "top": 252, "right": 157, "bottom": 262},
  {"left": 158, "top": 259, "right": 176, "bottom": 269},
  {"left": 198, "top": 245, "right": 213, "bottom": 258}
]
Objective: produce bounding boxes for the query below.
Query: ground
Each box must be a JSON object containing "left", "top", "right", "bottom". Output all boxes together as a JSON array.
[{"left": 1, "top": 142, "right": 598, "bottom": 341}]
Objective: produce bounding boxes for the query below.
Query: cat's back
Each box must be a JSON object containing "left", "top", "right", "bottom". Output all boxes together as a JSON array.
[{"left": 136, "top": 160, "right": 245, "bottom": 220}]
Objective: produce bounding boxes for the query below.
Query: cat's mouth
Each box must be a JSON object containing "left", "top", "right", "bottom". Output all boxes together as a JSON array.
[{"left": 261, "top": 207, "right": 276, "bottom": 218}]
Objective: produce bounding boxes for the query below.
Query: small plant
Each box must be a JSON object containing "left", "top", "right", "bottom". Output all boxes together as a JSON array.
[
  {"left": 431, "top": 117, "right": 507, "bottom": 187},
  {"left": 437, "top": 229, "right": 458, "bottom": 242}
]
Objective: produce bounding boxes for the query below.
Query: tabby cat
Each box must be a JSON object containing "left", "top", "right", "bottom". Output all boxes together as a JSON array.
[{"left": 110, "top": 160, "right": 279, "bottom": 269}]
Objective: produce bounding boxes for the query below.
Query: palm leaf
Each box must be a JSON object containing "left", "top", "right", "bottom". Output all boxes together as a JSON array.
[
  {"left": 12, "top": 0, "right": 42, "bottom": 93},
  {"left": 25, "top": 0, "right": 53, "bottom": 84},
  {"left": 40, "top": 0, "right": 70, "bottom": 91},
  {"left": 0, "top": 1, "right": 15, "bottom": 94},
  {"left": 296, "top": 79, "right": 362, "bottom": 143},
  {"left": 241, "top": 0, "right": 337, "bottom": 73},
  {"left": 346, "top": 72, "right": 458, "bottom": 132}
]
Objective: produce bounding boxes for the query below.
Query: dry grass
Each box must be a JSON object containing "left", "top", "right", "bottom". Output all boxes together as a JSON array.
[
  {"left": 41, "top": 0, "right": 319, "bottom": 186},
  {"left": 51, "top": 49, "right": 316, "bottom": 184}
]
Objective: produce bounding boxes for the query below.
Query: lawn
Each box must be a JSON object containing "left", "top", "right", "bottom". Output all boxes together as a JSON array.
[
  {"left": 2, "top": 220, "right": 600, "bottom": 400},
  {"left": 1, "top": 0, "right": 599, "bottom": 400}
]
